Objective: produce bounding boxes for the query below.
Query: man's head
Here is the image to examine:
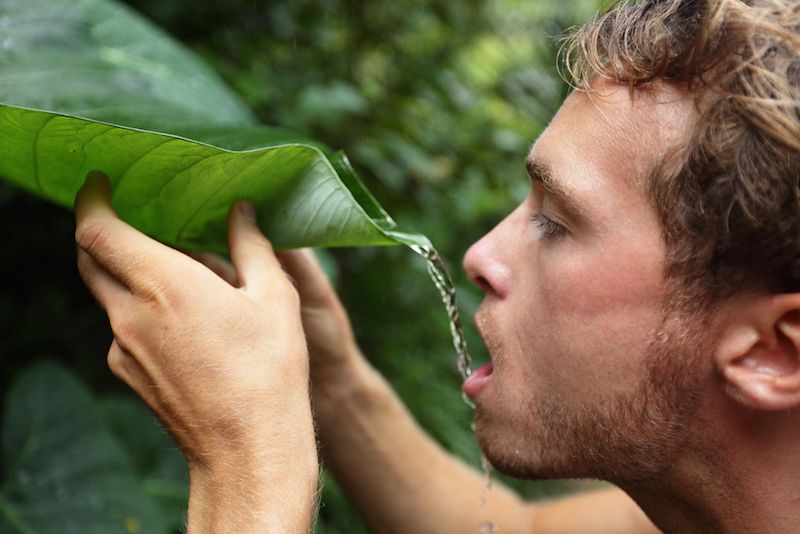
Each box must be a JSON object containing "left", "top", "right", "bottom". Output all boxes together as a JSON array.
[{"left": 463, "top": 0, "right": 800, "bottom": 486}]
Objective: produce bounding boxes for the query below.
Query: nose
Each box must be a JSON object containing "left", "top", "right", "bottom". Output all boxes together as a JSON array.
[{"left": 463, "top": 215, "right": 513, "bottom": 299}]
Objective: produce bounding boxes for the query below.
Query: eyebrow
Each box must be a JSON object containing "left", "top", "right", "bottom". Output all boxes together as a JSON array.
[{"left": 525, "top": 156, "right": 587, "bottom": 219}]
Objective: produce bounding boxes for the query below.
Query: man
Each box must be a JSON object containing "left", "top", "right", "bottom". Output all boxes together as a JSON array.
[{"left": 75, "top": 0, "right": 800, "bottom": 532}]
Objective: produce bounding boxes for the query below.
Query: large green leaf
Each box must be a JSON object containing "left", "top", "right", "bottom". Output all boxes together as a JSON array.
[
  {"left": 0, "top": 362, "right": 172, "bottom": 533},
  {"left": 0, "top": 0, "right": 429, "bottom": 251}
]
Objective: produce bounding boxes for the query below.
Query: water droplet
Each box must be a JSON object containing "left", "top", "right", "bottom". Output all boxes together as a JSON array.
[
  {"left": 461, "top": 390, "right": 475, "bottom": 409},
  {"left": 479, "top": 454, "right": 494, "bottom": 508},
  {"left": 481, "top": 454, "right": 494, "bottom": 490},
  {"left": 478, "top": 454, "right": 496, "bottom": 532}
]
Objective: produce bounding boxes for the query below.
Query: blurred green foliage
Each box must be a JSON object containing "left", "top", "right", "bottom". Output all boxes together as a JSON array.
[{"left": 0, "top": 0, "right": 605, "bottom": 531}]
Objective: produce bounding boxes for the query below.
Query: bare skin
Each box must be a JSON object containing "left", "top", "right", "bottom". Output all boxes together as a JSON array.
[
  {"left": 75, "top": 177, "right": 318, "bottom": 533},
  {"left": 277, "top": 81, "right": 800, "bottom": 533},
  {"left": 75, "top": 82, "right": 800, "bottom": 533},
  {"left": 192, "top": 245, "right": 658, "bottom": 534},
  {"left": 276, "top": 247, "right": 661, "bottom": 534}
]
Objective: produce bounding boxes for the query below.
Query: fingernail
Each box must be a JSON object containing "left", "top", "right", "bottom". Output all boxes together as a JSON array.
[
  {"left": 85, "top": 170, "right": 111, "bottom": 195},
  {"left": 239, "top": 200, "right": 257, "bottom": 223}
]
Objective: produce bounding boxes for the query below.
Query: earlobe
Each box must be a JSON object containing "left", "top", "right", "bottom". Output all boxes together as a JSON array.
[
  {"left": 717, "top": 296, "right": 800, "bottom": 411},
  {"left": 722, "top": 366, "right": 800, "bottom": 411}
]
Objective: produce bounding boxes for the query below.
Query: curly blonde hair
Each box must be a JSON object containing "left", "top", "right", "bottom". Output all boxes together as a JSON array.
[{"left": 562, "top": 0, "right": 800, "bottom": 300}]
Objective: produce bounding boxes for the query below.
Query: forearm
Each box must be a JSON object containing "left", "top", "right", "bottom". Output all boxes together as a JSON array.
[
  {"left": 313, "top": 354, "right": 531, "bottom": 534},
  {"left": 530, "top": 488, "right": 660, "bottom": 534}
]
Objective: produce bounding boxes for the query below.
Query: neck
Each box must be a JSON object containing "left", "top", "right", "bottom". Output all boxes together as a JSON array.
[{"left": 620, "top": 399, "right": 800, "bottom": 534}]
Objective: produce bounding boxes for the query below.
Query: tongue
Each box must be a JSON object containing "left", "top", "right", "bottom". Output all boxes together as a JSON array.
[{"left": 462, "top": 363, "right": 493, "bottom": 399}]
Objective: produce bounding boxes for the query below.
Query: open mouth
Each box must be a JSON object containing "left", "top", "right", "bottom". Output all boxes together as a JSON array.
[{"left": 462, "top": 362, "right": 493, "bottom": 399}]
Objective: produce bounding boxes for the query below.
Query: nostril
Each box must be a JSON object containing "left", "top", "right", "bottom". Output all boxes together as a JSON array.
[
  {"left": 464, "top": 243, "right": 495, "bottom": 294},
  {"left": 474, "top": 275, "right": 491, "bottom": 293}
]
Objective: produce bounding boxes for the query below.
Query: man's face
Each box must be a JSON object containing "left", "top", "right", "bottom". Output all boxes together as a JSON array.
[{"left": 463, "top": 83, "right": 714, "bottom": 482}]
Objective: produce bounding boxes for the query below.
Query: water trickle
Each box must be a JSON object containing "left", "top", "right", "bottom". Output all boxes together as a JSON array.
[
  {"left": 410, "top": 244, "right": 473, "bottom": 381},
  {"left": 410, "top": 243, "right": 495, "bottom": 533},
  {"left": 479, "top": 454, "right": 496, "bottom": 533},
  {"left": 479, "top": 455, "right": 494, "bottom": 505}
]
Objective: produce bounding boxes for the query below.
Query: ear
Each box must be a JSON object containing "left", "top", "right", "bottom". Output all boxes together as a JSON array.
[{"left": 716, "top": 294, "right": 800, "bottom": 411}]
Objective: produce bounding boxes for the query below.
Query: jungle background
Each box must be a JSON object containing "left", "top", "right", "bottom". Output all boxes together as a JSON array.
[{"left": 0, "top": 0, "right": 606, "bottom": 531}]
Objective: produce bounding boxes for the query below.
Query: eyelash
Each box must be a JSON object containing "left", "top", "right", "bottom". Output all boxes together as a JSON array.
[{"left": 531, "top": 213, "right": 566, "bottom": 240}]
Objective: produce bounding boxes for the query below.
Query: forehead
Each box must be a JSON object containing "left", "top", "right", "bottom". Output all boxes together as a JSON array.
[{"left": 530, "top": 82, "right": 696, "bottom": 212}]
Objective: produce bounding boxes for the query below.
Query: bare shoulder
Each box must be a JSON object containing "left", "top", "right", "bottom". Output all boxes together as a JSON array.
[{"left": 526, "top": 487, "right": 661, "bottom": 534}]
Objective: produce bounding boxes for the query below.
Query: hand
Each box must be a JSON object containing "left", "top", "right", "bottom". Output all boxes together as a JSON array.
[
  {"left": 75, "top": 172, "right": 317, "bottom": 532},
  {"left": 190, "top": 247, "right": 365, "bottom": 396}
]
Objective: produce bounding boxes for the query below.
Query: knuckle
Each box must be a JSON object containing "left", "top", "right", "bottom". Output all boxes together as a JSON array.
[
  {"left": 130, "top": 267, "right": 185, "bottom": 314},
  {"left": 275, "top": 278, "right": 300, "bottom": 305},
  {"left": 162, "top": 283, "right": 187, "bottom": 314},
  {"left": 110, "top": 316, "right": 138, "bottom": 348},
  {"left": 106, "top": 347, "right": 128, "bottom": 379},
  {"left": 75, "top": 218, "right": 109, "bottom": 255}
]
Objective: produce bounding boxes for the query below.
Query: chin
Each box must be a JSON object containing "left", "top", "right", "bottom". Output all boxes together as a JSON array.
[
  {"left": 476, "top": 425, "right": 568, "bottom": 480},
  {"left": 472, "top": 395, "right": 598, "bottom": 481},
  {"left": 473, "top": 403, "right": 544, "bottom": 479}
]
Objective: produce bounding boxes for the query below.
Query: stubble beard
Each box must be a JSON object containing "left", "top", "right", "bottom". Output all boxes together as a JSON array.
[{"left": 475, "top": 301, "right": 715, "bottom": 485}]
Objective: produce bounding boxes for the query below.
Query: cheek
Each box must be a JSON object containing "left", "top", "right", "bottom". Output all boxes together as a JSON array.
[
  {"left": 524, "top": 241, "right": 667, "bottom": 393},
  {"left": 543, "top": 246, "right": 663, "bottom": 314}
]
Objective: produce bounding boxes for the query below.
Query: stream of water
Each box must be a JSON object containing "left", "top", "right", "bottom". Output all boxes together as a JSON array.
[
  {"left": 410, "top": 244, "right": 473, "bottom": 380},
  {"left": 409, "top": 243, "right": 495, "bottom": 533}
]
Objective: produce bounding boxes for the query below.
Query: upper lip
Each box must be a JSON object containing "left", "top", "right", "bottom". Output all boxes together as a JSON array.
[{"left": 473, "top": 309, "right": 491, "bottom": 359}]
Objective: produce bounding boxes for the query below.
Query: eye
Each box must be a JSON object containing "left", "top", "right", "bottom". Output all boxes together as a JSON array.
[{"left": 531, "top": 213, "right": 566, "bottom": 240}]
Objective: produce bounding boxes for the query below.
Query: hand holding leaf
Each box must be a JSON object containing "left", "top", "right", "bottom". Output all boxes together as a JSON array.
[{"left": 75, "top": 172, "right": 318, "bottom": 532}]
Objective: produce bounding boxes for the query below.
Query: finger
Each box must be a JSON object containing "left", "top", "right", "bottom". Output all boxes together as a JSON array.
[
  {"left": 227, "top": 200, "right": 287, "bottom": 295},
  {"left": 276, "top": 248, "right": 336, "bottom": 305},
  {"left": 77, "top": 248, "right": 133, "bottom": 313},
  {"left": 107, "top": 340, "right": 157, "bottom": 407},
  {"left": 74, "top": 171, "right": 184, "bottom": 294},
  {"left": 186, "top": 251, "right": 239, "bottom": 286}
]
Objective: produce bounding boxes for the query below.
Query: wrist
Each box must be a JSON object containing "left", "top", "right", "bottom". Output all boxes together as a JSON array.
[
  {"left": 187, "top": 445, "right": 319, "bottom": 534},
  {"left": 311, "top": 353, "right": 394, "bottom": 451},
  {"left": 184, "top": 394, "right": 319, "bottom": 534}
]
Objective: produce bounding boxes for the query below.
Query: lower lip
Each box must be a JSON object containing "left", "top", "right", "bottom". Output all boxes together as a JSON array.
[{"left": 462, "top": 363, "right": 493, "bottom": 399}]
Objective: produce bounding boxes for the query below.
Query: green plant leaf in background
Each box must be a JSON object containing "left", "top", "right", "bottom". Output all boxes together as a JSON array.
[
  {"left": 0, "top": 362, "right": 173, "bottom": 533},
  {"left": 0, "top": 0, "right": 429, "bottom": 251},
  {"left": 99, "top": 396, "right": 188, "bottom": 530}
]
